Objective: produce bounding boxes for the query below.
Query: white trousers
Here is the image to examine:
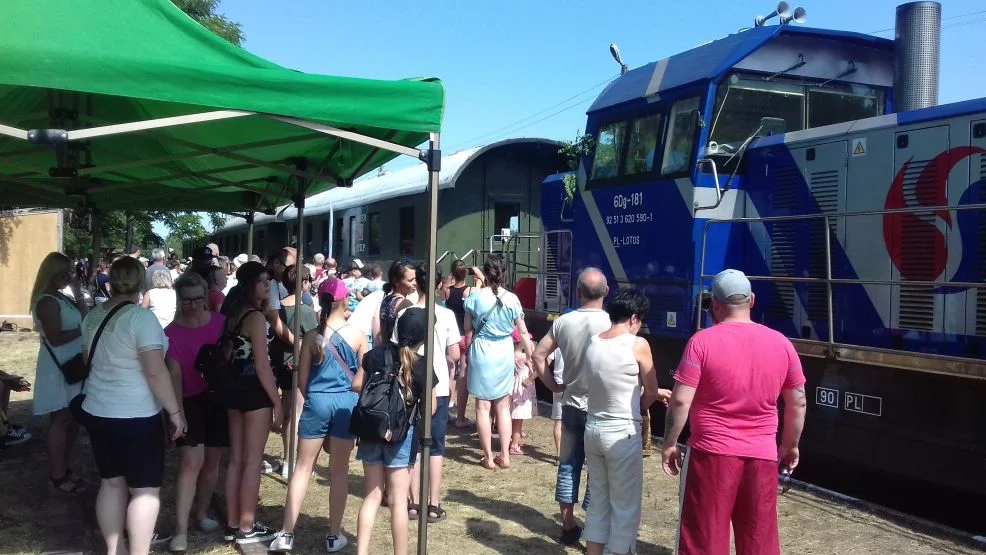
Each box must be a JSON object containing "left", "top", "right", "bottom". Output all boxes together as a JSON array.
[{"left": 583, "top": 417, "right": 643, "bottom": 554}]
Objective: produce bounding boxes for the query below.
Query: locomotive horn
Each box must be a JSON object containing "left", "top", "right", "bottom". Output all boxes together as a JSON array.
[
  {"left": 755, "top": 1, "right": 790, "bottom": 26},
  {"left": 610, "top": 43, "right": 628, "bottom": 75},
  {"left": 780, "top": 7, "right": 807, "bottom": 24}
]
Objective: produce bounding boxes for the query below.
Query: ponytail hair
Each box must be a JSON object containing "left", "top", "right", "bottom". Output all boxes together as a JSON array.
[
  {"left": 314, "top": 291, "right": 342, "bottom": 364},
  {"left": 483, "top": 254, "right": 506, "bottom": 296},
  {"left": 397, "top": 344, "right": 418, "bottom": 403}
]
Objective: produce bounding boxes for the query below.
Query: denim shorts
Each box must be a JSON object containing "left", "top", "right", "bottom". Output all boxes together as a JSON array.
[
  {"left": 411, "top": 396, "right": 449, "bottom": 458},
  {"left": 356, "top": 433, "right": 413, "bottom": 469},
  {"left": 298, "top": 391, "right": 358, "bottom": 440},
  {"left": 556, "top": 405, "right": 590, "bottom": 508}
]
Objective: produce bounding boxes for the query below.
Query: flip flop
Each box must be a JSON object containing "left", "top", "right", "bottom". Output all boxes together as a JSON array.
[
  {"left": 493, "top": 455, "right": 511, "bottom": 469},
  {"left": 479, "top": 457, "right": 496, "bottom": 470}
]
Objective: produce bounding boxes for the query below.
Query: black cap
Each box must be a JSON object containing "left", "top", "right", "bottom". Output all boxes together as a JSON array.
[
  {"left": 396, "top": 307, "right": 427, "bottom": 348},
  {"left": 194, "top": 247, "right": 215, "bottom": 260},
  {"left": 235, "top": 261, "right": 271, "bottom": 285}
]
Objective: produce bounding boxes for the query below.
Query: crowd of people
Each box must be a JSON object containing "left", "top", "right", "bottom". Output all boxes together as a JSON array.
[{"left": 21, "top": 238, "right": 807, "bottom": 555}]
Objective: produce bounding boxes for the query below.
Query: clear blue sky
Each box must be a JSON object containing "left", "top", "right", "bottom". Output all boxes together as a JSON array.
[{"left": 183, "top": 0, "right": 986, "bottom": 234}]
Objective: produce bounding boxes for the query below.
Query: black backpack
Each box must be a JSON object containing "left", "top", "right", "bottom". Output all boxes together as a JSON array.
[
  {"left": 348, "top": 347, "right": 416, "bottom": 444},
  {"left": 195, "top": 309, "right": 257, "bottom": 398}
]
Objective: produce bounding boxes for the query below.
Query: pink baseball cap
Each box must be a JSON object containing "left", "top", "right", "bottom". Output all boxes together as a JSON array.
[{"left": 318, "top": 276, "right": 348, "bottom": 302}]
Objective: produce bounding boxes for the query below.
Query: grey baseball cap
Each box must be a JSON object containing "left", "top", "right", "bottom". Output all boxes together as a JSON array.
[{"left": 711, "top": 269, "right": 752, "bottom": 304}]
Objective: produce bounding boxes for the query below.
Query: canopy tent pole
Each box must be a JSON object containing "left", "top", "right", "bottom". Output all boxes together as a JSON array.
[
  {"left": 245, "top": 213, "right": 255, "bottom": 256},
  {"left": 327, "top": 203, "right": 334, "bottom": 259},
  {"left": 416, "top": 133, "right": 441, "bottom": 553},
  {"left": 287, "top": 182, "right": 309, "bottom": 482}
]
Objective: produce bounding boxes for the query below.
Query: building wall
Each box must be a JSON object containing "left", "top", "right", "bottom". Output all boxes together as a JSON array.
[{"left": 0, "top": 210, "right": 62, "bottom": 329}]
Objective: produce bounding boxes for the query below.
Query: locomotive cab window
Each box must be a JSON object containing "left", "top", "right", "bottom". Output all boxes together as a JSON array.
[
  {"left": 808, "top": 84, "right": 884, "bottom": 128},
  {"left": 367, "top": 212, "right": 381, "bottom": 256},
  {"left": 590, "top": 121, "right": 626, "bottom": 180},
  {"left": 662, "top": 97, "right": 701, "bottom": 177},
  {"left": 710, "top": 78, "right": 804, "bottom": 152},
  {"left": 623, "top": 114, "right": 663, "bottom": 176}
]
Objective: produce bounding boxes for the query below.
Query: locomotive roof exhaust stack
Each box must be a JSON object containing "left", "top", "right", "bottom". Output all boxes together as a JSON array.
[
  {"left": 755, "top": 1, "right": 789, "bottom": 26},
  {"left": 894, "top": 1, "right": 941, "bottom": 112}
]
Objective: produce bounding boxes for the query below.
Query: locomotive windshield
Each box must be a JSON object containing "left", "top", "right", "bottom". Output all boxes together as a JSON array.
[{"left": 709, "top": 75, "right": 885, "bottom": 153}]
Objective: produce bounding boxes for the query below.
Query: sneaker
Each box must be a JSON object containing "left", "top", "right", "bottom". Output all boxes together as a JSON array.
[
  {"left": 198, "top": 517, "right": 220, "bottom": 533},
  {"left": 558, "top": 525, "right": 582, "bottom": 546},
  {"left": 169, "top": 534, "right": 187, "bottom": 552},
  {"left": 279, "top": 459, "right": 290, "bottom": 479},
  {"left": 149, "top": 532, "right": 172, "bottom": 547},
  {"left": 4, "top": 425, "right": 31, "bottom": 446},
  {"left": 236, "top": 523, "right": 278, "bottom": 544},
  {"left": 261, "top": 460, "right": 273, "bottom": 474},
  {"left": 269, "top": 531, "right": 294, "bottom": 552},
  {"left": 325, "top": 532, "right": 348, "bottom": 552},
  {"left": 223, "top": 525, "right": 238, "bottom": 542}
]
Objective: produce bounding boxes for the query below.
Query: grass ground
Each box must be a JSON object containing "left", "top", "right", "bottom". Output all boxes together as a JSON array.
[{"left": 0, "top": 332, "right": 981, "bottom": 554}]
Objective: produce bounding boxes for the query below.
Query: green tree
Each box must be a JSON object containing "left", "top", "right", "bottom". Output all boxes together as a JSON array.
[
  {"left": 558, "top": 132, "right": 595, "bottom": 205},
  {"left": 64, "top": 0, "right": 239, "bottom": 259}
]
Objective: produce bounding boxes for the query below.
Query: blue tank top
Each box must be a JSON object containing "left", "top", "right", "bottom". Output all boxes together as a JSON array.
[{"left": 306, "top": 325, "right": 358, "bottom": 394}]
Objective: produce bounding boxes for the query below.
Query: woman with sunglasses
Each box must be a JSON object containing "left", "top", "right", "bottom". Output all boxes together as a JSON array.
[
  {"left": 222, "top": 261, "right": 282, "bottom": 545},
  {"left": 163, "top": 272, "right": 228, "bottom": 552}
]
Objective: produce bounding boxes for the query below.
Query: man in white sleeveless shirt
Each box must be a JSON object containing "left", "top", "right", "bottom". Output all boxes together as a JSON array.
[{"left": 533, "top": 268, "right": 610, "bottom": 546}]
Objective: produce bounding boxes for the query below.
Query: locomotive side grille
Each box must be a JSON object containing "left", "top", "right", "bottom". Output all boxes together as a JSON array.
[
  {"left": 768, "top": 164, "right": 802, "bottom": 320},
  {"left": 976, "top": 156, "right": 986, "bottom": 337},
  {"left": 806, "top": 169, "right": 841, "bottom": 329},
  {"left": 897, "top": 158, "right": 936, "bottom": 331},
  {"left": 542, "top": 233, "right": 561, "bottom": 306}
]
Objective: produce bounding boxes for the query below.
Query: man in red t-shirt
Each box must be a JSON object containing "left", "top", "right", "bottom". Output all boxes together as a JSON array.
[{"left": 662, "top": 269, "right": 807, "bottom": 555}]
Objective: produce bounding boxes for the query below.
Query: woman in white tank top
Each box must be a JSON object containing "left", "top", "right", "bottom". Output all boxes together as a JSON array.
[{"left": 582, "top": 289, "right": 671, "bottom": 555}]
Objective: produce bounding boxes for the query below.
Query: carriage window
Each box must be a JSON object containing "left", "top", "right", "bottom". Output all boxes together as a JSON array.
[
  {"left": 590, "top": 121, "right": 626, "bottom": 180},
  {"left": 808, "top": 85, "right": 884, "bottom": 128},
  {"left": 662, "top": 97, "right": 701, "bottom": 177},
  {"left": 623, "top": 114, "right": 663, "bottom": 176},
  {"left": 399, "top": 206, "right": 415, "bottom": 256},
  {"left": 367, "top": 212, "right": 381, "bottom": 256},
  {"left": 710, "top": 79, "right": 804, "bottom": 151}
]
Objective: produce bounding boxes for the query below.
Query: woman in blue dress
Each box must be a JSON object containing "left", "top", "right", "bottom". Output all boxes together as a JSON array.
[{"left": 463, "top": 255, "right": 535, "bottom": 469}]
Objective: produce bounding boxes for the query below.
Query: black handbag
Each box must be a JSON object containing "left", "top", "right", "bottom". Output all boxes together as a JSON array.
[{"left": 67, "top": 301, "right": 133, "bottom": 420}]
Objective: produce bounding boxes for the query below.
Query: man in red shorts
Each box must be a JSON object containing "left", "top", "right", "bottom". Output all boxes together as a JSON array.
[{"left": 662, "top": 269, "right": 807, "bottom": 555}]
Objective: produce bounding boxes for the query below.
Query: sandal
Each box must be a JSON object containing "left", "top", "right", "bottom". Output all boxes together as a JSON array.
[
  {"left": 509, "top": 445, "right": 526, "bottom": 456},
  {"left": 493, "top": 455, "right": 511, "bottom": 469},
  {"left": 49, "top": 474, "right": 82, "bottom": 493},
  {"left": 408, "top": 503, "right": 420, "bottom": 518},
  {"left": 427, "top": 504, "right": 447, "bottom": 523}
]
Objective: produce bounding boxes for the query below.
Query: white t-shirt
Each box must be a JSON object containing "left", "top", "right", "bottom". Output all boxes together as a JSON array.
[
  {"left": 81, "top": 304, "right": 168, "bottom": 418},
  {"left": 550, "top": 347, "right": 564, "bottom": 385},
  {"left": 222, "top": 276, "right": 237, "bottom": 296},
  {"left": 390, "top": 304, "right": 461, "bottom": 397},
  {"left": 349, "top": 290, "right": 385, "bottom": 337},
  {"left": 146, "top": 288, "right": 176, "bottom": 329}
]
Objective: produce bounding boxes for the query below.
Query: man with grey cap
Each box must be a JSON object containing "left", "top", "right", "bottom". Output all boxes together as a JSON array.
[{"left": 662, "top": 269, "right": 807, "bottom": 555}]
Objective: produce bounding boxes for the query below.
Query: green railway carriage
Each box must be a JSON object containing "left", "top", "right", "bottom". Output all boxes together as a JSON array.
[{"left": 211, "top": 139, "right": 567, "bottom": 275}]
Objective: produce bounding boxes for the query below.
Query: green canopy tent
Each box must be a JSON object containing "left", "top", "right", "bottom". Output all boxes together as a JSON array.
[{"left": 0, "top": 1, "right": 446, "bottom": 549}]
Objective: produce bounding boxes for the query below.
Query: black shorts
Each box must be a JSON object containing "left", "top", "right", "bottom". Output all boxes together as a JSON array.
[
  {"left": 177, "top": 392, "right": 229, "bottom": 448},
  {"left": 230, "top": 375, "right": 274, "bottom": 413},
  {"left": 85, "top": 412, "right": 165, "bottom": 488},
  {"left": 275, "top": 364, "right": 294, "bottom": 392}
]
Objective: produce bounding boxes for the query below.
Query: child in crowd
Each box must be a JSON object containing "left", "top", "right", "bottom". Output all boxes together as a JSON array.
[
  {"left": 509, "top": 326, "right": 537, "bottom": 456},
  {"left": 547, "top": 348, "right": 564, "bottom": 460}
]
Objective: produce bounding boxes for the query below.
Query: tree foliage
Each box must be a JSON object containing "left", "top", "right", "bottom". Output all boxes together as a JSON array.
[
  {"left": 64, "top": 1, "right": 239, "bottom": 259},
  {"left": 558, "top": 132, "right": 595, "bottom": 205}
]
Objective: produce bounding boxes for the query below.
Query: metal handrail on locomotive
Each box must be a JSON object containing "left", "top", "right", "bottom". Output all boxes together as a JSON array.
[{"left": 531, "top": 1, "right": 986, "bottom": 499}]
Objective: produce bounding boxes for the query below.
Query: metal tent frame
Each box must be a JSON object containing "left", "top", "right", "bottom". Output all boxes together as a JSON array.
[{"left": 2, "top": 108, "right": 444, "bottom": 552}]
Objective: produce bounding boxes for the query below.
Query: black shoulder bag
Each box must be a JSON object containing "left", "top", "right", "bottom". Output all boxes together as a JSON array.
[
  {"left": 39, "top": 294, "right": 89, "bottom": 384},
  {"left": 68, "top": 301, "right": 133, "bottom": 421}
]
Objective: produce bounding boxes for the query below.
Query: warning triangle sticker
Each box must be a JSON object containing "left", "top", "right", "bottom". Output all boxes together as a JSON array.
[
  {"left": 854, "top": 142, "right": 865, "bottom": 155},
  {"left": 851, "top": 138, "right": 866, "bottom": 157}
]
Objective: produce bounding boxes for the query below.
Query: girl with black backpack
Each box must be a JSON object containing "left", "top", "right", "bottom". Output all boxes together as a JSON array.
[{"left": 351, "top": 307, "right": 437, "bottom": 555}]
